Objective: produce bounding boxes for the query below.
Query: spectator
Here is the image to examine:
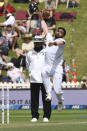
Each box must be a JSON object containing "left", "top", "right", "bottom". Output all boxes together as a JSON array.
[
  {"left": 11, "top": 34, "right": 34, "bottom": 69},
  {"left": 0, "top": 0, "right": 8, "bottom": 14},
  {"left": 15, "top": 21, "right": 27, "bottom": 36},
  {"left": 0, "top": 34, "right": 9, "bottom": 56},
  {"left": 3, "top": 0, "right": 8, "bottom": 13},
  {"left": 81, "top": 76, "right": 87, "bottom": 88},
  {"left": 67, "top": 0, "right": 80, "bottom": 8},
  {"left": 22, "top": 34, "right": 34, "bottom": 52},
  {"left": 7, "top": 62, "right": 26, "bottom": 83},
  {"left": 62, "top": 60, "right": 69, "bottom": 82},
  {"left": 0, "top": 49, "right": 8, "bottom": 80},
  {"left": 42, "top": 11, "right": 56, "bottom": 36},
  {"left": 56, "top": 0, "right": 70, "bottom": 8},
  {"left": 15, "top": 33, "right": 34, "bottom": 56},
  {"left": 26, "top": 35, "right": 51, "bottom": 122},
  {"left": 26, "top": 0, "right": 39, "bottom": 18},
  {"left": 45, "top": 0, "right": 56, "bottom": 17},
  {"left": 2, "top": 24, "right": 18, "bottom": 51},
  {"left": 26, "top": 13, "right": 41, "bottom": 34},
  {"left": 0, "top": 13, "right": 15, "bottom": 27}
]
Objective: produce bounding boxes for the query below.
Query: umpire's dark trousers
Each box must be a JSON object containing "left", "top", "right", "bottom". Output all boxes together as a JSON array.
[{"left": 30, "top": 83, "right": 51, "bottom": 119}]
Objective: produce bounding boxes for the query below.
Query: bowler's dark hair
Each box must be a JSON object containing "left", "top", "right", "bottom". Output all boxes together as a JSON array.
[{"left": 58, "top": 27, "right": 66, "bottom": 36}]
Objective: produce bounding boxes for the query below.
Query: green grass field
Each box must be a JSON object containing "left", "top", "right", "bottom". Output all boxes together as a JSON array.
[{"left": 0, "top": 109, "right": 87, "bottom": 131}]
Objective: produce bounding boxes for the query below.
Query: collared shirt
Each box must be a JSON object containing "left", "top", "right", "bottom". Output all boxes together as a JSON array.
[{"left": 26, "top": 49, "right": 45, "bottom": 83}]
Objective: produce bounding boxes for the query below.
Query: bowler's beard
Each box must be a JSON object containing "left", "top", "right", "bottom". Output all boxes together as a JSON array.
[
  {"left": 55, "top": 34, "right": 62, "bottom": 39},
  {"left": 34, "top": 46, "right": 43, "bottom": 52}
]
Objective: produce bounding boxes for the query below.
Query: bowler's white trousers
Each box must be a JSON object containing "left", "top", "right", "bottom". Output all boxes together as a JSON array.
[{"left": 41, "top": 63, "right": 63, "bottom": 95}]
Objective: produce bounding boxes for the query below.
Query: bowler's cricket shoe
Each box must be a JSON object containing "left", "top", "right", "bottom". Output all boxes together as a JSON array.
[{"left": 58, "top": 101, "right": 64, "bottom": 111}]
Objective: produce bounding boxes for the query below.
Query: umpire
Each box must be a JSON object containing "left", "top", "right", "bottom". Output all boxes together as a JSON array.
[{"left": 26, "top": 35, "right": 51, "bottom": 122}]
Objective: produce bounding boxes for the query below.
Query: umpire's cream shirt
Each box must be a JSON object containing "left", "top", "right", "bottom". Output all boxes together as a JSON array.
[{"left": 26, "top": 49, "right": 45, "bottom": 83}]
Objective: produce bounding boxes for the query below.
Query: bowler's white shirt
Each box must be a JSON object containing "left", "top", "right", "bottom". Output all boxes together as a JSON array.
[
  {"left": 3, "top": 15, "right": 15, "bottom": 26},
  {"left": 26, "top": 49, "right": 45, "bottom": 83},
  {"left": 45, "top": 33, "right": 65, "bottom": 67}
]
